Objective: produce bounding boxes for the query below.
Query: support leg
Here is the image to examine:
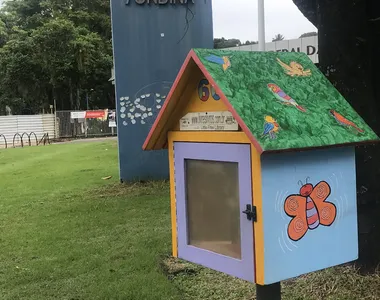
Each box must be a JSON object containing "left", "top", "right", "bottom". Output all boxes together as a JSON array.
[{"left": 256, "top": 282, "right": 281, "bottom": 300}]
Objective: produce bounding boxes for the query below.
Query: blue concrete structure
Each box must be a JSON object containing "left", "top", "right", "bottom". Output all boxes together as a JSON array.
[{"left": 110, "top": 0, "right": 213, "bottom": 182}]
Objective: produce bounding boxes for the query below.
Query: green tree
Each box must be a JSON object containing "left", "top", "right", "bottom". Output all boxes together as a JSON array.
[
  {"left": 0, "top": 0, "right": 114, "bottom": 114},
  {"left": 244, "top": 40, "right": 258, "bottom": 45},
  {"left": 0, "top": 19, "right": 7, "bottom": 46},
  {"left": 299, "top": 31, "right": 317, "bottom": 38},
  {"left": 214, "top": 37, "right": 242, "bottom": 49},
  {"left": 0, "top": 35, "right": 48, "bottom": 114},
  {"left": 272, "top": 34, "right": 285, "bottom": 42}
]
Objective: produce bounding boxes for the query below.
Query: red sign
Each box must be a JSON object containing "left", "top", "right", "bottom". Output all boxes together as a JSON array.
[{"left": 85, "top": 110, "right": 106, "bottom": 119}]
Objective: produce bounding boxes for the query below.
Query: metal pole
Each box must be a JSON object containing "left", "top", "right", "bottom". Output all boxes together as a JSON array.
[
  {"left": 258, "top": 0, "right": 266, "bottom": 51},
  {"left": 86, "top": 92, "right": 89, "bottom": 110},
  {"left": 85, "top": 119, "right": 88, "bottom": 138},
  {"left": 256, "top": 282, "right": 281, "bottom": 300},
  {"left": 53, "top": 98, "right": 57, "bottom": 139}
]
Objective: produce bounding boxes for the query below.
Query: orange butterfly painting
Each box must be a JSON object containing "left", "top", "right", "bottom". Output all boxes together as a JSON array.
[{"left": 284, "top": 179, "right": 337, "bottom": 241}]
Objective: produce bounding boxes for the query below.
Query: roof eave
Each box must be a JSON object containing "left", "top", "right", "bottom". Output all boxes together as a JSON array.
[
  {"left": 142, "top": 50, "right": 196, "bottom": 151},
  {"left": 261, "top": 139, "right": 380, "bottom": 155}
]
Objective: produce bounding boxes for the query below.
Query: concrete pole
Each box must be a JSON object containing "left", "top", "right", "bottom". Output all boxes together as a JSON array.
[{"left": 258, "top": 0, "right": 266, "bottom": 51}]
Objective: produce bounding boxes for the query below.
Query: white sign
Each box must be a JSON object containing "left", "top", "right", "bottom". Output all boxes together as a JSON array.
[
  {"left": 108, "top": 111, "right": 116, "bottom": 128},
  {"left": 70, "top": 111, "right": 86, "bottom": 119},
  {"left": 180, "top": 111, "right": 239, "bottom": 131}
]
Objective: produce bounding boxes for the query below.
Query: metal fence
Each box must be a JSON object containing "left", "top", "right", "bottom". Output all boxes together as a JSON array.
[
  {"left": 56, "top": 110, "right": 117, "bottom": 139},
  {"left": 0, "top": 114, "right": 56, "bottom": 149}
]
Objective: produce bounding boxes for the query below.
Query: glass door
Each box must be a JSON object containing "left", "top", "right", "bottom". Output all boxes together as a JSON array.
[{"left": 174, "top": 142, "right": 255, "bottom": 282}]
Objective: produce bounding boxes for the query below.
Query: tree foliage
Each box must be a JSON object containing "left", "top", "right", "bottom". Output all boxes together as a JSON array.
[
  {"left": 0, "top": 0, "right": 114, "bottom": 114},
  {"left": 299, "top": 31, "right": 317, "bottom": 38},
  {"left": 272, "top": 33, "right": 285, "bottom": 42},
  {"left": 214, "top": 37, "right": 242, "bottom": 49}
]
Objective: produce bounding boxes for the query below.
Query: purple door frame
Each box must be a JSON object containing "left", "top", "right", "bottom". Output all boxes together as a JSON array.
[{"left": 174, "top": 142, "right": 255, "bottom": 282}]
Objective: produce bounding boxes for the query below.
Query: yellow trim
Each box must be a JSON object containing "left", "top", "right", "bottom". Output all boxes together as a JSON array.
[
  {"left": 168, "top": 131, "right": 250, "bottom": 144},
  {"left": 251, "top": 149, "right": 264, "bottom": 284},
  {"left": 168, "top": 136, "right": 178, "bottom": 257}
]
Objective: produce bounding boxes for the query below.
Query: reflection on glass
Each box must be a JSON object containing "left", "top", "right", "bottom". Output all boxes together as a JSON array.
[{"left": 185, "top": 159, "right": 241, "bottom": 259}]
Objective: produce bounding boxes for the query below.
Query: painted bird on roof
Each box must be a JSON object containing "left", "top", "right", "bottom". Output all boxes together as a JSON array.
[
  {"left": 262, "top": 115, "right": 280, "bottom": 139},
  {"left": 267, "top": 83, "right": 307, "bottom": 112},
  {"left": 205, "top": 55, "right": 231, "bottom": 71},
  {"left": 329, "top": 110, "right": 364, "bottom": 133},
  {"left": 277, "top": 58, "right": 312, "bottom": 77}
]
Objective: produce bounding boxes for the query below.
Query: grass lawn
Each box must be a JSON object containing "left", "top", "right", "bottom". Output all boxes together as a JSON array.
[{"left": 0, "top": 140, "right": 379, "bottom": 299}]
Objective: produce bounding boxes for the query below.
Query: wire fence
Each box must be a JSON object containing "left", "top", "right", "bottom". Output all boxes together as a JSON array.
[{"left": 56, "top": 110, "right": 117, "bottom": 139}]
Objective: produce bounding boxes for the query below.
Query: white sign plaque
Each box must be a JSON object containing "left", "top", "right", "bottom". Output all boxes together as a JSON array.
[
  {"left": 70, "top": 111, "right": 86, "bottom": 119},
  {"left": 180, "top": 111, "right": 239, "bottom": 131}
]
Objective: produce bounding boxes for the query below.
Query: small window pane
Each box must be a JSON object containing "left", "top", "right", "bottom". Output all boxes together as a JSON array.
[{"left": 185, "top": 159, "right": 241, "bottom": 259}]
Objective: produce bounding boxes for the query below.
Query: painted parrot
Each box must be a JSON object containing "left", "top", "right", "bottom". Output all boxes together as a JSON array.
[
  {"left": 329, "top": 110, "right": 364, "bottom": 133},
  {"left": 205, "top": 55, "right": 231, "bottom": 71},
  {"left": 267, "top": 83, "right": 307, "bottom": 112},
  {"left": 262, "top": 116, "right": 280, "bottom": 139}
]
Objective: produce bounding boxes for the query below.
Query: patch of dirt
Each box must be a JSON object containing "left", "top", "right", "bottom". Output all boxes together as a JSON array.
[
  {"left": 160, "top": 256, "right": 199, "bottom": 279},
  {"left": 86, "top": 180, "right": 170, "bottom": 199}
]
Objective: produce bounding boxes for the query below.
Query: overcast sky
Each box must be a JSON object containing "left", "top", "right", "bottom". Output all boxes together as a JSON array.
[
  {"left": 0, "top": 0, "right": 317, "bottom": 42},
  {"left": 212, "top": 0, "right": 317, "bottom": 42}
]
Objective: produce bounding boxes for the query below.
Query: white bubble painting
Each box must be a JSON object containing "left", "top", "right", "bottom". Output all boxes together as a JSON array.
[{"left": 118, "top": 81, "right": 172, "bottom": 126}]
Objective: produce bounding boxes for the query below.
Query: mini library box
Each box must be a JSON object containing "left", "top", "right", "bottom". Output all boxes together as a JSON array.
[{"left": 142, "top": 49, "right": 379, "bottom": 285}]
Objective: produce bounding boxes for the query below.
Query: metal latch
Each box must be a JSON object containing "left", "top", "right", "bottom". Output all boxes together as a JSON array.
[{"left": 242, "top": 204, "right": 257, "bottom": 222}]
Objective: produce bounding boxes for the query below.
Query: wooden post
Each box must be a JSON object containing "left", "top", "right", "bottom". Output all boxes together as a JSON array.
[{"left": 256, "top": 282, "right": 281, "bottom": 300}]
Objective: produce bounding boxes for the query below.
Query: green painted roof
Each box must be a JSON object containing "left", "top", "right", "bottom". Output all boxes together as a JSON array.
[{"left": 193, "top": 48, "right": 379, "bottom": 152}]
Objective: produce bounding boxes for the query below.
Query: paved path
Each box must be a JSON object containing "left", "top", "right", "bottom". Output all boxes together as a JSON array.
[{"left": 54, "top": 137, "right": 118, "bottom": 144}]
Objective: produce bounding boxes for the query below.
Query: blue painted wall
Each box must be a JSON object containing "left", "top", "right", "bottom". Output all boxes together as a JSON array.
[
  {"left": 110, "top": 0, "right": 214, "bottom": 182},
  {"left": 260, "top": 147, "right": 358, "bottom": 284}
]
